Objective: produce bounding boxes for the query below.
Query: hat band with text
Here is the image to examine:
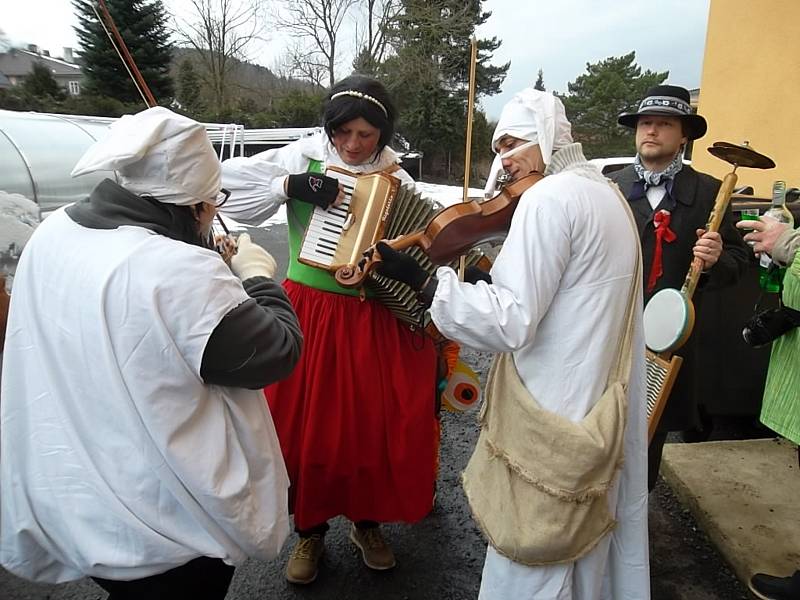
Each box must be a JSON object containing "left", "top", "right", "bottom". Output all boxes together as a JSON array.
[{"left": 638, "top": 96, "right": 692, "bottom": 116}]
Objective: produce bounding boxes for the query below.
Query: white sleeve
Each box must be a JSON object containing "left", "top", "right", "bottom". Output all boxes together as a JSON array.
[
  {"left": 394, "top": 167, "right": 415, "bottom": 186},
  {"left": 430, "top": 185, "right": 571, "bottom": 352},
  {"left": 220, "top": 142, "right": 310, "bottom": 225}
]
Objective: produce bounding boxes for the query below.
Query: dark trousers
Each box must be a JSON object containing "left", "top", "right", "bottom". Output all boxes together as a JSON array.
[
  {"left": 648, "top": 430, "right": 669, "bottom": 492},
  {"left": 296, "top": 520, "right": 379, "bottom": 537},
  {"left": 92, "top": 556, "right": 234, "bottom": 600}
]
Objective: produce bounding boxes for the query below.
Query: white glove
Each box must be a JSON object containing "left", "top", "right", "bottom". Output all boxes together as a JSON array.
[{"left": 230, "top": 233, "right": 277, "bottom": 281}]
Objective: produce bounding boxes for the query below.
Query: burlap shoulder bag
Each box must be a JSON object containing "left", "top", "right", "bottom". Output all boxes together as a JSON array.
[{"left": 462, "top": 188, "right": 641, "bottom": 566}]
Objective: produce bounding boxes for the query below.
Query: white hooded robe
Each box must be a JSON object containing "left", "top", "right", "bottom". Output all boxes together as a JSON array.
[{"left": 431, "top": 145, "right": 650, "bottom": 600}]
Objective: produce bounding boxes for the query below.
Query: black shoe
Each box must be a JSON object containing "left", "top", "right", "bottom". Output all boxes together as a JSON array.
[{"left": 749, "top": 570, "right": 800, "bottom": 600}]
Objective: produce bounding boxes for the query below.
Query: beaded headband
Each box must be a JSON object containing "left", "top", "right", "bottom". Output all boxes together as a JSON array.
[{"left": 330, "top": 90, "right": 388, "bottom": 117}]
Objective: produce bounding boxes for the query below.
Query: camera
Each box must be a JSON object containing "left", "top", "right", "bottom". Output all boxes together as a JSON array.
[{"left": 742, "top": 306, "right": 800, "bottom": 347}]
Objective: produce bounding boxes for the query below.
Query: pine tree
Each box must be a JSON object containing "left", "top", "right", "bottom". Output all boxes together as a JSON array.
[
  {"left": 177, "top": 58, "right": 203, "bottom": 113},
  {"left": 381, "top": 0, "right": 508, "bottom": 180},
  {"left": 72, "top": 0, "right": 174, "bottom": 104},
  {"left": 21, "top": 62, "right": 67, "bottom": 101},
  {"left": 263, "top": 88, "right": 325, "bottom": 128},
  {"left": 534, "top": 69, "right": 545, "bottom": 91},
  {"left": 560, "top": 52, "right": 667, "bottom": 158}
]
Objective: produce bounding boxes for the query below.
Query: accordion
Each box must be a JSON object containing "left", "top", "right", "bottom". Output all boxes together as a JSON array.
[{"left": 298, "top": 167, "right": 488, "bottom": 327}]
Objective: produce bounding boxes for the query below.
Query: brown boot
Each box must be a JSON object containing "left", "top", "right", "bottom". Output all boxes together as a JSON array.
[
  {"left": 349, "top": 524, "right": 396, "bottom": 570},
  {"left": 285, "top": 534, "right": 324, "bottom": 584}
]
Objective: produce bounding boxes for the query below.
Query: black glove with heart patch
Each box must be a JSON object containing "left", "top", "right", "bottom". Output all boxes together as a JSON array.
[{"left": 286, "top": 173, "right": 340, "bottom": 209}]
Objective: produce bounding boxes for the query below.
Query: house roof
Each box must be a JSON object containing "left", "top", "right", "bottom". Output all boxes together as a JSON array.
[{"left": 0, "top": 49, "right": 82, "bottom": 78}]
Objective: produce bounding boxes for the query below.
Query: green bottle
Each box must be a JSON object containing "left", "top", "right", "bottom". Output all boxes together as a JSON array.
[{"left": 759, "top": 180, "right": 795, "bottom": 292}]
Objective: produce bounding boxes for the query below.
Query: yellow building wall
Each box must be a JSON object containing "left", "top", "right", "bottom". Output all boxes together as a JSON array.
[{"left": 693, "top": 0, "right": 800, "bottom": 197}]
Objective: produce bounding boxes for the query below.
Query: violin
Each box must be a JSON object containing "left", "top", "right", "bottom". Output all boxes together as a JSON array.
[{"left": 334, "top": 171, "right": 543, "bottom": 288}]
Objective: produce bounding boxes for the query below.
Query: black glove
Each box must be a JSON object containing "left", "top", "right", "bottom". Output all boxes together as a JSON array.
[
  {"left": 286, "top": 173, "right": 340, "bottom": 209},
  {"left": 464, "top": 265, "right": 492, "bottom": 285},
  {"left": 374, "top": 241, "right": 429, "bottom": 290}
]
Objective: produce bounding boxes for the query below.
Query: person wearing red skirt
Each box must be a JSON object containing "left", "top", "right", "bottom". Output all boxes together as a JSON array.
[{"left": 221, "top": 75, "right": 438, "bottom": 584}]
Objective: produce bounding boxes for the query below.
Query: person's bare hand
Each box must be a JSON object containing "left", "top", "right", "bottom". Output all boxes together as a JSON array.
[
  {"left": 736, "top": 215, "right": 789, "bottom": 256},
  {"left": 693, "top": 229, "right": 723, "bottom": 271}
]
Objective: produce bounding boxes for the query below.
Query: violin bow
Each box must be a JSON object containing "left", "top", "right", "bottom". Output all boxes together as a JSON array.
[
  {"left": 92, "top": 0, "right": 156, "bottom": 108},
  {"left": 91, "top": 1, "right": 232, "bottom": 241},
  {"left": 458, "top": 37, "right": 478, "bottom": 280}
]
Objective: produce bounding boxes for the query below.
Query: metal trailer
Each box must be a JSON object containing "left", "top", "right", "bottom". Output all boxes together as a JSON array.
[{"left": 0, "top": 109, "right": 320, "bottom": 215}]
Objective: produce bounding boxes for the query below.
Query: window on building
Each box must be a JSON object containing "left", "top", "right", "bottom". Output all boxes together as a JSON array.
[{"left": 68, "top": 81, "right": 80, "bottom": 96}]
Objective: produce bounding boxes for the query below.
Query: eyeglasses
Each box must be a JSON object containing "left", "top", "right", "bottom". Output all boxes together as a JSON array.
[{"left": 214, "top": 188, "right": 231, "bottom": 208}]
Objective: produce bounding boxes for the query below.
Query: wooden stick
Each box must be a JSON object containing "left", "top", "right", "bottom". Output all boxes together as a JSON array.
[
  {"left": 93, "top": 0, "right": 157, "bottom": 108},
  {"left": 458, "top": 37, "right": 478, "bottom": 280}
]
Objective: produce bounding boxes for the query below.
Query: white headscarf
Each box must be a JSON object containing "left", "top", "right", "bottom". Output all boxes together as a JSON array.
[
  {"left": 484, "top": 89, "right": 573, "bottom": 197},
  {"left": 71, "top": 107, "right": 221, "bottom": 206},
  {"left": 491, "top": 89, "right": 573, "bottom": 164}
]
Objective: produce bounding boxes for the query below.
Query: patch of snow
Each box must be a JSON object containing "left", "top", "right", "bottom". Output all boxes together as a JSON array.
[{"left": 0, "top": 190, "right": 41, "bottom": 288}]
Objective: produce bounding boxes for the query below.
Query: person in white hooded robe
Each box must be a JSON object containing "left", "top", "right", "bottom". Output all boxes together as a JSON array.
[
  {"left": 0, "top": 107, "right": 303, "bottom": 599},
  {"left": 374, "top": 89, "right": 650, "bottom": 600}
]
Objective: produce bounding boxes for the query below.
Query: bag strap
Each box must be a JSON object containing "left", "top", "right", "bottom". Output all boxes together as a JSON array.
[{"left": 607, "top": 183, "right": 644, "bottom": 383}]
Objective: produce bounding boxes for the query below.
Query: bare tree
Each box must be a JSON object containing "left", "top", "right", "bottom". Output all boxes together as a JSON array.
[
  {"left": 352, "top": 0, "right": 401, "bottom": 73},
  {"left": 283, "top": 40, "right": 328, "bottom": 89},
  {"left": 174, "top": 0, "right": 267, "bottom": 116},
  {"left": 274, "top": 0, "right": 357, "bottom": 88}
]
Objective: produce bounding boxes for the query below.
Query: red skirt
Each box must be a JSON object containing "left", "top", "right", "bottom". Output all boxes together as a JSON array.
[{"left": 265, "top": 280, "right": 439, "bottom": 529}]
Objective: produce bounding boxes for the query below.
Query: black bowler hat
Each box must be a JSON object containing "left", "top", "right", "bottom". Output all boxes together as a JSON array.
[{"left": 617, "top": 84, "right": 707, "bottom": 140}]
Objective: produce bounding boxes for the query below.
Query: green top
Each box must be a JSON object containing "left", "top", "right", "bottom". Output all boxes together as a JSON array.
[
  {"left": 760, "top": 249, "right": 800, "bottom": 444},
  {"left": 285, "top": 159, "right": 372, "bottom": 297}
]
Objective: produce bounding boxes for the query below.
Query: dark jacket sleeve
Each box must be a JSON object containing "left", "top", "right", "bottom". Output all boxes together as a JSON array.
[
  {"left": 698, "top": 174, "right": 751, "bottom": 291},
  {"left": 200, "top": 276, "right": 303, "bottom": 389}
]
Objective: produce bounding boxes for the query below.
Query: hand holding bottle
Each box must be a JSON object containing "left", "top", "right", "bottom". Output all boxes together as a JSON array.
[{"left": 736, "top": 214, "right": 790, "bottom": 257}]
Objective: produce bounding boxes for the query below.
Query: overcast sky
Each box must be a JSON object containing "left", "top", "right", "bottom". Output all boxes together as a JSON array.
[{"left": 1, "top": 0, "right": 711, "bottom": 120}]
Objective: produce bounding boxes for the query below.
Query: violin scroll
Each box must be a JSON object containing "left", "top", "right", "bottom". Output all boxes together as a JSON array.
[{"left": 334, "top": 231, "right": 428, "bottom": 288}]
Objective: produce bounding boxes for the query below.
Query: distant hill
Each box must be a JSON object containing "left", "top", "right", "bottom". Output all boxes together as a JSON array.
[{"left": 170, "top": 47, "right": 318, "bottom": 110}]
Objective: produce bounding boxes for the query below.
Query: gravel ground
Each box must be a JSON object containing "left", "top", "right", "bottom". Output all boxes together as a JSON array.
[{"left": 0, "top": 225, "right": 755, "bottom": 599}]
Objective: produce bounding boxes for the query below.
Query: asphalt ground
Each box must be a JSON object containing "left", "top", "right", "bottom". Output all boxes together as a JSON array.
[{"left": 0, "top": 224, "right": 757, "bottom": 600}]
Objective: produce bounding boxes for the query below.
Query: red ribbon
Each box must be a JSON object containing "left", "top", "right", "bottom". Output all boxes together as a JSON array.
[{"left": 647, "top": 209, "right": 677, "bottom": 293}]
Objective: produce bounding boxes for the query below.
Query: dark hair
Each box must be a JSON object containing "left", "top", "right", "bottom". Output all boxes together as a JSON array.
[
  {"left": 140, "top": 194, "right": 211, "bottom": 249},
  {"left": 323, "top": 75, "right": 396, "bottom": 154}
]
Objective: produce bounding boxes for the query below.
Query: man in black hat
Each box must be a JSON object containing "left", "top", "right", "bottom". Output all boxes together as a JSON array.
[{"left": 608, "top": 84, "right": 749, "bottom": 491}]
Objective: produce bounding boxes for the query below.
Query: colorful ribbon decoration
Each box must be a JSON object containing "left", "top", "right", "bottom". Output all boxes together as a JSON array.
[{"left": 647, "top": 209, "right": 677, "bottom": 293}]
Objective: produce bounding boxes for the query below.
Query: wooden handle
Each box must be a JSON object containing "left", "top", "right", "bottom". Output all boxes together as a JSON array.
[
  {"left": 681, "top": 171, "right": 738, "bottom": 299},
  {"left": 459, "top": 37, "right": 479, "bottom": 281},
  {"left": 705, "top": 171, "right": 738, "bottom": 233}
]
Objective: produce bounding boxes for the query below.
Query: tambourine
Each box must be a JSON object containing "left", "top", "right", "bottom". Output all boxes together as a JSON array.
[{"left": 643, "top": 288, "right": 695, "bottom": 353}]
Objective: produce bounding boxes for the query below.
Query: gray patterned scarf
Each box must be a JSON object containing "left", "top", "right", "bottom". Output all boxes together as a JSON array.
[{"left": 633, "top": 150, "right": 684, "bottom": 188}]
